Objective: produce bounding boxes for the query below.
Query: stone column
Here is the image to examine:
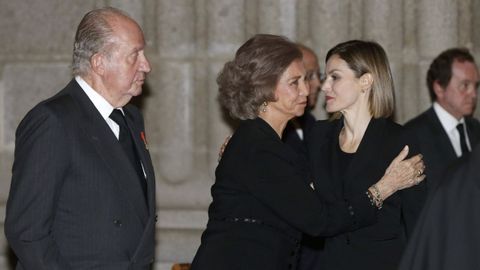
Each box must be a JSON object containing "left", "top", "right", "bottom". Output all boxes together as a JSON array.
[
  {"left": 401, "top": 0, "right": 422, "bottom": 123},
  {"left": 415, "top": 0, "right": 458, "bottom": 116},
  {"left": 148, "top": 0, "right": 196, "bottom": 185},
  {"left": 363, "top": 0, "right": 404, "bottom": 121},
  {"left": 258, "top": 0, "right": 297, "bottom": 39},
  {"left": 206, "top": 0, "right": 246, "bottom": 173},
  {"left": 310, "top": 0, "right": 350, "bottom": 56},
  {"left": 474, "top": 0, "right": 480, "bottom": 54}
]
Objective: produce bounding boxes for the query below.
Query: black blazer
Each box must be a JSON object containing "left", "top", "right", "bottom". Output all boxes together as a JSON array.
[
  {"left": 191, "top": 118, "right": 378, "bottom": 270},
  {"left": 307, "top": 118, "right": 426, "bottom": 270},
  {"left": 282, "top": 112, "right": 323, "bottom": 270},
  {"left": 399, "top": 144, "right": 480, "bottom": 270},
  {"left": 5, "top": 79, "right": 156, "bottom": 270},
  {"left": 404, "top": 107, "right": 480, "bottom": 193}
]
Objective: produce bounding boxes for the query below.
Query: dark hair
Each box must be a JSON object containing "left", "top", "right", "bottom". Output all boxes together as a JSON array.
[
  {"left": 217, "top": 34, "right": 302, "bottom": 120},
  {"left": 326, "top": 40, "right": 395, "bottom": 118},
  {"left": 72, "top": 7, "right": 131, "bottom": 76},
  {"left": 426, "top": 48, "right": 476, "bottom": 101}
]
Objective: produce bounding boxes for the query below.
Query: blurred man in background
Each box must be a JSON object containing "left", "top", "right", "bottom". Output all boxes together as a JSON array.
[
  {"left": 283, "top": 44, "right": 322, "bottom": 154},
  {"left": 404, "top": 48, "right": 480, "bottom": 194}
]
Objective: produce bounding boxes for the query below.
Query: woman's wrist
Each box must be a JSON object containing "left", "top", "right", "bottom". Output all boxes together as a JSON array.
[
  {"left": 374, "top": 177, "right": 396, "bottom": 201},
  {"left": 367, "top": 185, "right": 383, "bottom": 209},
  {"left": 367, "top": 177, "right": 397, "bottom": 209}
]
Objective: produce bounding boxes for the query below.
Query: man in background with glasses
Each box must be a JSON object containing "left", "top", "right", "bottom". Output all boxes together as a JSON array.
[{"left": 283, "top": 44, "right": 323, "bottom": 155}]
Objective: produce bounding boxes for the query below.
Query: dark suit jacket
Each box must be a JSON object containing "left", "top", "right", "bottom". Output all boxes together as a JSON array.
[
  {"left": 191, "top": 118, "right": 378, "bottom": 270},
  {"left": 399, "top": 144, "right": 480, "bottom": 270},
  {"left": 283, "top": 111, "right": 316, "bottom": 156},
  {"left": 4, "top": 79, "right": 156, "bottom": 270},
  {"left": 404, "top": 107, "right": 480, "bottom": 193},
  {"left": 307, "top": 117, "right": 426, "bottom": 270}
]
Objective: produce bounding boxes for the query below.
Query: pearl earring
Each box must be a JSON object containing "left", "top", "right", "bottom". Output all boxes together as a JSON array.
[{"left": 262, "top": 102, "right": 268, "bottom": 112}]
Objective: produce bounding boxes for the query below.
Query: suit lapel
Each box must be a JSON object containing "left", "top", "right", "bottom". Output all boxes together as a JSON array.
[
  {"left": 427, "top": 108, "right": 457, "bottom": 159},
  {"left": 311, "top": 120, "right": 343, "bottom": 201},
  {"left": 328, "top": 122, "right": 343, "bottom": 199},
  {"left": 343, "top": 118, "right": 384, "bottom": 196},
  {"left": 466, "top": 117, "right": 480, "bottom": 149},
  {"left": 66, "top": 81, "right": 149, "bottom": 222},
  {"left": 123, "top": 108, "right": 156, "bottom": 215}
]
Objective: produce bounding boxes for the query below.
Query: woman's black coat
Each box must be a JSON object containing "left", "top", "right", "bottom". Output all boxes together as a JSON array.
[
  {"left": 306, "top": 117, "right": 426, "bottom": 270},
  {"left": 191, "top": 118, "right": 378, "bottom": 270}
]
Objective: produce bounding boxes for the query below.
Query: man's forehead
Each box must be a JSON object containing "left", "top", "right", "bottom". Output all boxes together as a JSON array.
[
  {"left": 452, "top": 60, "right": 479, "bottom": 78},
  {"left": 302, "top": 51, "right": 319, "bottom": 70}
]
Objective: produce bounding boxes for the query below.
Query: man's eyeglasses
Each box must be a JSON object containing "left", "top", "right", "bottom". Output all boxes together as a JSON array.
[{"left": 306, "top": 70, "right": 325, "bottom": 83}]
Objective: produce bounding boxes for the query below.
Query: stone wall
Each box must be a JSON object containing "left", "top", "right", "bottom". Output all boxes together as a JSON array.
[{"left": 0, "top": 0, "right": 479, "bottom": 269}]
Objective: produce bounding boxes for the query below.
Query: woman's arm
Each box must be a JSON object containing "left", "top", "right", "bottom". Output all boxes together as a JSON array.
[
  {"left": 247, "top": 141, "right": 376, "bottom": 237},
  {"left": 369, "top": 145, "right": 425, "bottom": 209}
]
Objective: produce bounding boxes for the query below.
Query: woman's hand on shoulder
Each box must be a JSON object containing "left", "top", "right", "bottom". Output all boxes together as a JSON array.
[
  {"left": 218, "top": 135, "right": 232, "bottom": 162},
  {"left": 373, "top": 145, "right": 426, "bottom": 201}
]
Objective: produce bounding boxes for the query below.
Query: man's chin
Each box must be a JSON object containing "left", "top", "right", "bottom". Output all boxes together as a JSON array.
[{"left": 130, "top": 87, "right": 143, "bottom": 97}]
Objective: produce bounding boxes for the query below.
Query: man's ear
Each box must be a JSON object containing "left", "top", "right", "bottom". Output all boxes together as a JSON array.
[
  {"left": 90, "top": 53, "right": 105, "bottom": 76},
  {"left": 433, "top": 80, "right": 445, "bottom": 100},
  {"left": 360, "top": 73, "right": 373, "bottom": 91}
]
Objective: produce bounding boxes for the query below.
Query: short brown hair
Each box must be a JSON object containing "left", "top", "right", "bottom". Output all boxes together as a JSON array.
[
  {"left": 426, "top": 48, "right": 476, "bottom": 102},
  {"left": 217, "top": 34, "right": 302, "bottom": 120},
  {"left": 326, "top": 40, "right": 395, "bottom": 118}
]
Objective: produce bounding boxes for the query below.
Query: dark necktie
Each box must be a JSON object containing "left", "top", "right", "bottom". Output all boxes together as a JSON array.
[
  {"left": 109, "top": 109, "right": 147, "bottom": 200},
  {"left": 456, "top": 123, "right": 469, "bottom": 156}
]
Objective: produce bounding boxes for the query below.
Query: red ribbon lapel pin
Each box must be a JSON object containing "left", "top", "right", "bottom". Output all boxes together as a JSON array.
[{"left": 140, "top": 131, "right": 149, "bottom": 150}]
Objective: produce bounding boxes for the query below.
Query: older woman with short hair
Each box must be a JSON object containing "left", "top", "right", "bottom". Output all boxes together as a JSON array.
[{"left": 190, "top": 35, "right": 424, "bottom": 270}]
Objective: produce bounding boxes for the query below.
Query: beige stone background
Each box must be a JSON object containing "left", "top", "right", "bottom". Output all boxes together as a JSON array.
[{"left": 0, "top": 0, "right": 480, "bottom": 269}]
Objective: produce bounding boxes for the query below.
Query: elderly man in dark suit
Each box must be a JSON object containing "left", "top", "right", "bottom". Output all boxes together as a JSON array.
[
  {"left": 4, "top": 7, "right": 156, "bottom": 270},
  {"left": 404, "top": 48, "right": 480, "bottom": 194},
  {"left": 283, "top": 44, "right": 322, "bottom": 155}
]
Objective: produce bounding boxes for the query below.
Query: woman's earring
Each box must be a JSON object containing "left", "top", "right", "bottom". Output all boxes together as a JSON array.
[{"left": 262, "top": 101, "right": 268, "bottom": 112}]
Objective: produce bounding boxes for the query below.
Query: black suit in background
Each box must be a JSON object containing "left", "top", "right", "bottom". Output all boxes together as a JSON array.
[
  {"left": 191, "top": 118, "right": 378, "bottom": 270},
  {"left": 306, "top": 117, "right": 426, "bottom": 270},
  {"left": 404, "top": 107, "right": 480, "bottom": 193},
  {"left": 283, "top": 111, "right": 316, "bottom": 155},
  {"left": 399, "top": 145, "right": 480, "bottom": 270},
  {"left": 4, "top": 79, "right": 156, "bottom": 270}
]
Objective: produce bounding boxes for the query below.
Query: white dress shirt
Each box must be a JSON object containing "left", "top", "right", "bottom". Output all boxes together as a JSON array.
[
  {"left": 433, "top": 102, "right": 471, "bottom": 157},
  {"left": 75, "top": 76, "right": 122, "bottom": 139},
  {"left": 76, "top": 76, "right": 146, "bottom": 177}
]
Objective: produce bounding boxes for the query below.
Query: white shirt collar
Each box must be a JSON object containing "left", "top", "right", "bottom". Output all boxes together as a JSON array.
[
  {"left": 433, "top": 102, "right": 465, "bottom": 133},
  {"left": 75, "top": 76, "right": 120, "bottom": 118},
  {"left": 433, "top": 102, "right": 470, "bottom": 157}
]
